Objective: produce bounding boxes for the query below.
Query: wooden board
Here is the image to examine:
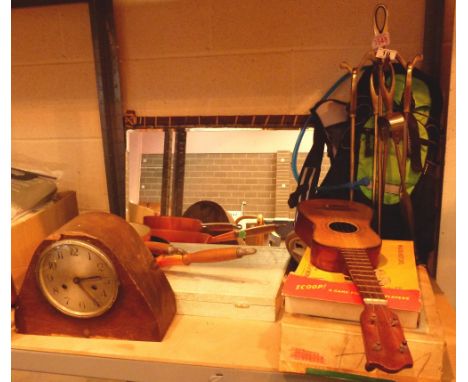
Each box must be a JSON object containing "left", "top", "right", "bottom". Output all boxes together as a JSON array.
[
  {"left": 279, "top": 266, "right": 445, "bottom": 381},
  {"left": 162, "top": 243, "right": 291, "bottom": 322},
  {"left": 12, "top": 314, "right": 280, "bottom": 373},
  {"left": 10, "top": 272, "right": 454, "bottom": 380},
  {"left": 11, "top": 191, "right": 79, "bottom": 291}
]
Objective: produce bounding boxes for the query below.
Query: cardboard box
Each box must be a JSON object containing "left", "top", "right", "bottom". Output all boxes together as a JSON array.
[
  {"left": 279, "top": 265, "right": 445, "bottom": 381},
  {"left": 283, "top": 241, "right": 422, "bottom": 329},
  {"left": 11, "top": 191, "right": 79, "bottom": 291},
  {"left": 163, "top": 242, "right": 291, "bottom": 322}
]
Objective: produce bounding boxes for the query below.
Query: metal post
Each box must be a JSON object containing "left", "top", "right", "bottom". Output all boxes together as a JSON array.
[
  {"left": 88, "top": 0, "right": 126, "bottom": 217},
  {"left": 160, "top": 129, "right": 173, "bottom": 215},
  {"left": 171, "top": 129, "right": 187, "bottom": 216}
]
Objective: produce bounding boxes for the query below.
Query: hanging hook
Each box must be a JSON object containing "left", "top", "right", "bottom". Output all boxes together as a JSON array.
[
  {"left": 372, "top": 4, "right": 391, "bottom": 51},
  {"left": 373, "top": 4, "right": 389, "bottom": 36}
]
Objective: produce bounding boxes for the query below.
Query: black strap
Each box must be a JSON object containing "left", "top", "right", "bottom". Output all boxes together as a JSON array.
[
  {"left": 407, "top": 113, "right": 422, "bottom": 172},
  {"left": 288, "top": 106, "right": 329, "bottom": 208}
]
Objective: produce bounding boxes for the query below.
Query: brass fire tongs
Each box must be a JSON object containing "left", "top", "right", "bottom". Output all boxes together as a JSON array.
[
  {"left": 341, "top": 50, "right": 377, "bottom": 201},
  {"left": 367, "top": 4, "right": 421, "bottom": 235},
  {"left": 369, "top": 69, "right": 383, "bottom": 234},
  {"left": 370, "top": 4, "right": 391, "bottom": 234},
  {"left": 341, "top": 4, "right": 423, "bottom": 237},
  {"left": 395, "top": 54, "right": 423, "bottom": 242},
  {"left": 370, "top": 62, "right": 404, "bottom": 234},
  {"left": 339, "top": 64, "right": 359, "bottom": 201},
  {"left": 340, "top": 5, "right": 390, "bottom": 205},
  {"left": 377, "top": 54, "right": 423, "bottom": 241}
]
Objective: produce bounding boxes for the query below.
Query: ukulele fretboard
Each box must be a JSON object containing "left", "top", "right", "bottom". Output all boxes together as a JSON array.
[{"left": 340, "top": 248, "right": 387, "bottom": 305}]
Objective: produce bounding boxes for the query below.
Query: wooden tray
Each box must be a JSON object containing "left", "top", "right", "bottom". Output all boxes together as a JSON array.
[{"left": 162, "top": 243, "right": 291, "bottom": 322}]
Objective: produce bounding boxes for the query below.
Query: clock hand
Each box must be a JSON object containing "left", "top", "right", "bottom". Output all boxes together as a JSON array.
[
  {"left": 73, "top": 275, "right": 103, "bottom": 282},
  {"left": 73, "top": 277, "right": 101, "bottom": 307}
]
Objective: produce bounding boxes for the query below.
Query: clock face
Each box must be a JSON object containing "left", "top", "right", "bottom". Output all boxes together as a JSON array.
[{"left": 36, "top": 239, "right": 119, "bottom": 318}]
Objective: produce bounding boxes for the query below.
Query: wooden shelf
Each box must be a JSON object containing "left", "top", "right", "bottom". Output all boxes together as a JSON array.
[
  {"left": 11, "top": 285, "right": 455, "bottom": 382},
  {"left": 12, "top": 313, "right": 280, "bottom": 372},
  {"left": 12, "top": 313, "right": 291, "bottom": 382}
]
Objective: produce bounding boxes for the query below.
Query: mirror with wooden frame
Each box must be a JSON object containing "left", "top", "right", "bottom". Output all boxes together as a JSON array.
[{"left": 125, "top": 115, "right": 331, "bottom": 244}]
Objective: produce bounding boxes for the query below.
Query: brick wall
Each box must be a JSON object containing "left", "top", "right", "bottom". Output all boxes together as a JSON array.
[
  {"left": 139, "top": 154, "right": 164, "bottom": 203},
  {"left": 184, "top": 153, "right": 276, "bottom": 216},
  {"left": 140, "top": 151, "right": 330, "bottom": 218},
  {"left": 276, "top": 151, "right": 292, "bottom": 218}
]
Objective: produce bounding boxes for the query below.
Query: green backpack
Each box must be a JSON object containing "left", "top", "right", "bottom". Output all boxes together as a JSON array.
[{"left": 357, "top": 66, "right": 436, "bottom": 205}]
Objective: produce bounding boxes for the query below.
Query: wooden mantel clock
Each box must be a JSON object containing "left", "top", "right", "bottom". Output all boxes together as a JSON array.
[{"left": 15, "top": 211, "right": 176, "bottom": 342}]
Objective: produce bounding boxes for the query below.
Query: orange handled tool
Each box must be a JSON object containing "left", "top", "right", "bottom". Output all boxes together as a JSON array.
[
  {"left": 156, "top": 247, "right": 257, "bottom": 267},
  {"left": 144, "top": 241, "right": 186, "bottom": 256}
]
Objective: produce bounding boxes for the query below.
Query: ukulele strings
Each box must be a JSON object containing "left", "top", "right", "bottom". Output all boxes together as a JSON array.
[
  {"left": 342, "top": 248, "right": 404, "bottom": 350},
  {"left": 329, "top": 210, "right": 393, "bottom": 327},
  {"left": 341, "top": 249, "right": 383, "bottom": 300}
]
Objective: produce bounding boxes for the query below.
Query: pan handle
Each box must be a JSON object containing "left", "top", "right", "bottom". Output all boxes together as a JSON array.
[
  {"left": 208, "top": 224, "right": 278, "bottom": 244},
  {"left": 201, "top": 222, "right": 242, "bottom": 232}
]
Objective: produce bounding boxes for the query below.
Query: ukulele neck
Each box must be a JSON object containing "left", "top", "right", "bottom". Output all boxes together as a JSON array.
[
  {"left": 340, "top": 247, "right": 413, "bottom": 373},
  {"left": 294, "top": 198, "right": 413, "bottom": 373},
  {"left": 339, "top": 248, "right": 386, "bottom": 306}
]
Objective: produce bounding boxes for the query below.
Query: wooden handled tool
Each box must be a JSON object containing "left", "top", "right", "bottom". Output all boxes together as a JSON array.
[
  {"left": 156, "top": 247, "right": 257, "bottom": 267},
  {"left": 144, "top": 241, "right": 186, "bottom": 255}
]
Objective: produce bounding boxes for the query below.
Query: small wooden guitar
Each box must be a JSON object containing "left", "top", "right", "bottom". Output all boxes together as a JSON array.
[{"left": 295, "top": 198, "right": 413, "bottom": 373}]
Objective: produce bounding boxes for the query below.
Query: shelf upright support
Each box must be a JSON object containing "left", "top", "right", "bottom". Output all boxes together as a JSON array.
[{"left": 88, "top": 0, "right": 126, "bottom": 217}]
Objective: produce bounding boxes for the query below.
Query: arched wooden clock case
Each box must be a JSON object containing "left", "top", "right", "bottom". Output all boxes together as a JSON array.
[{"left": 15, "top": 211, "right": 176, "bottom": 342}]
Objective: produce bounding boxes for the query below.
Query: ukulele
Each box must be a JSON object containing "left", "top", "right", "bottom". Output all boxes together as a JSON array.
[{"left": 295, "top": 198, "right": 413, "bottom": 373}]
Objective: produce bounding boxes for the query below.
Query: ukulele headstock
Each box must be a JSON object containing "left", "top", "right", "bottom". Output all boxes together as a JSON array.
[{"left": 360, "top": 304, "right": 413, "bottom": 373}]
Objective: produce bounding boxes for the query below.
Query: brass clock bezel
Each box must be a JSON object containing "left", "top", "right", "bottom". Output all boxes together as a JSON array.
[{"left": 36, "top": 239, "right": 119, "bottom": 319}]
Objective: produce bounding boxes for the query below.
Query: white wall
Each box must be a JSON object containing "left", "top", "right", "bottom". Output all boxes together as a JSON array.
[
  {"left": 11, "top": 4, "right": 109, "bottom": 212},
  {"left": 114, "top": 0, "right": 426, "bottom": 115},
  {"left": 436, "top": 28, "right": 456, "bottom": 308}
]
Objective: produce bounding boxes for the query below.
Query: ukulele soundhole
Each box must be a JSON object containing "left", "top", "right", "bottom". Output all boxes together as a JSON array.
[{"left": 329, "top": 221, "right": 358, "bottom": 233}]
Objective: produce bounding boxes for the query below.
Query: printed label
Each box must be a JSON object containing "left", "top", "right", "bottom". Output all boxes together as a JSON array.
[
  {"left": 290, "top": 347, "right": 325, "bottom": 364},
  {"left": 372, "top": 32, "right": 391, "bottom": 49}
]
